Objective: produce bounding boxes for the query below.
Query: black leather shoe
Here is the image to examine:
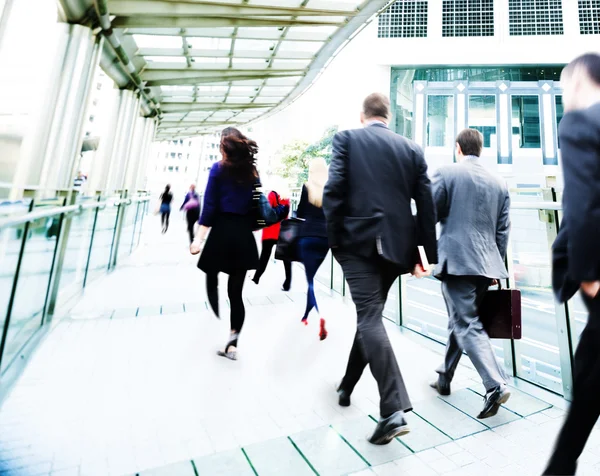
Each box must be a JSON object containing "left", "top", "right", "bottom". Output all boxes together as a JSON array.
[
  {"left": 430, "top": 375, "right": 451, "bottom": 396},
  {"left": 478, "top": 386, "right": 511, "bottom": 419},
  {"left": 368, "top": 412, "right": 410, "bottom": 445},
  {"left": 337, "top": 386, "right": 351, "bottom": 407}
]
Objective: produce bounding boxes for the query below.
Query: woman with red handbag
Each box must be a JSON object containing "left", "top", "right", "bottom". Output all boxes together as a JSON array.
[{"left": 252, "top": 190, "right": 292, "bottom": 290}]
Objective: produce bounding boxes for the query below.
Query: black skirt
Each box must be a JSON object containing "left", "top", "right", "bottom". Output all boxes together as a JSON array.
[{"left": 198, "top": 213, "right": 259, "bottom": 274}]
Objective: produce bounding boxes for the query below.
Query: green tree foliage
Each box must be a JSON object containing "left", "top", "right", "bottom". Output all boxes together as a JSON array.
[{"left": 278, "top": 126, "right": 338, "bottom": 187}]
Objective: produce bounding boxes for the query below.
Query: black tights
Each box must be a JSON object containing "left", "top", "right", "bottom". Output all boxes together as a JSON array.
[
  {"left": 253, "top": 239, "right": 292, "bottom": 288},
  {"left": 161, "top": 211, "right": 170, "bottom": 231},
  {"left": 206, "top": 270, "right": 246, "bottom": 349}
]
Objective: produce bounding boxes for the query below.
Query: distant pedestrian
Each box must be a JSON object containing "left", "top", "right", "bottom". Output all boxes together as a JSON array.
[
  {"left": 190, "top": 127, "right": 260, "bottom": 361},
  {"left": 543, "top": 53, "right": 600, "bottom": 476},
  {"left": 159, "top": 184, "right": 173, "bottom": 234},
  {"left": 297, "top": 158, "right": 329, "bottom": 341},
  {"left": 180, "top": 184, "right": 200, "bottom": 243},
  {"left": 252, "top": 190, "right": 292, "bottom": 290}
]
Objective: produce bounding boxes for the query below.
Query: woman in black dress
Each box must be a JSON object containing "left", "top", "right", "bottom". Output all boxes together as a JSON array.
[{"left": 190, "top": 127, "right": 260, "bottom": 360}]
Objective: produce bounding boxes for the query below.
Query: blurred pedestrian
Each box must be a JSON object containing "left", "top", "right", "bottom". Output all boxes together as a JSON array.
[
  {"left": 190, "top": 127, "right": 260, "bottom": 361},
  {"left": 429, "top": 128, "right": 511, "bottom": 419},
  {"left": 323, "top": 93, "right": 437, "bottom": 445},
  {"left": 297, "top": 158, "right": 329, "bottom": 340},
  {"left": 252, "top": 190, "right": 292, "bottom": 290},
  {"left": 159, "top": 184, "right": 173, "bottom": 234},
  {"left": 180, "top": 184, "right": 201, "bottom": 243},
  {"left": 544, "top": 53, "right": 600, "bottom": 476}
]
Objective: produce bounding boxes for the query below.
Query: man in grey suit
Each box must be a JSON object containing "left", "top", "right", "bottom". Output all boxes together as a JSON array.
[{"left": 429, "top": 128, "right": 511, "bottom": 419}]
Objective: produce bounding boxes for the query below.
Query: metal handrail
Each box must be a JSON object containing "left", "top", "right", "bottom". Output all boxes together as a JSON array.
[
  {"left": 511, "top": 201, "right": 562, "bottom": 211},
  {"left": 0, "top": 196, "right": 150, "bottom": 230}
]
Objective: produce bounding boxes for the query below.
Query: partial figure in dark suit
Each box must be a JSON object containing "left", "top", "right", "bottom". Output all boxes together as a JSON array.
[
  {"left": 323, "top": 93, "right": 437, "bottom": 445},
  {"left": 544, "top": 53, "right": 600, "bottom": 476},
  {"left": 429, "top": 128, "right": 511, "bottom": 419}
]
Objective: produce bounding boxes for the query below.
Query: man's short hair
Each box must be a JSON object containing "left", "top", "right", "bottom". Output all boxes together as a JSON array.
[
  {"left": 363, "top": 93, "right": 390, "bottom": 120},
  {"left": 563, "top": 53, "right": 600, "bottom": 85},
  {"left": 456, "top": 129, "right": 483, "bottom": 157}
]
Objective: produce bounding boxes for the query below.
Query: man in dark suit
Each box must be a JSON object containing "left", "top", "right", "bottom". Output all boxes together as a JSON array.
[
  {"left": 428, "top": 128, "right": 511, "bottom": 419},
  {"left": 544, "top": 53, "right": 600, "bottom": 476},
  {"left": 323, "top": 93, "right": 437, "bottom": 445}
]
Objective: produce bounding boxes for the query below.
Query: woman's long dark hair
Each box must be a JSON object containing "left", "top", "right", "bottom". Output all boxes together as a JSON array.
[{"left": 220, "top": 127, "right": 258, "bottom": 183}]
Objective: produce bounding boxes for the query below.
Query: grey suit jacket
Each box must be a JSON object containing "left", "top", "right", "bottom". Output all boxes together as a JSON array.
[{"left": 432, "top": 156, "right": 510, "bottom": 279}]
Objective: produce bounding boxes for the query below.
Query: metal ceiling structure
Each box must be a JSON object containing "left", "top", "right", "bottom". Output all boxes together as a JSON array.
[{"left": 59, "top": 0, "right": 392, "bottom": 140}]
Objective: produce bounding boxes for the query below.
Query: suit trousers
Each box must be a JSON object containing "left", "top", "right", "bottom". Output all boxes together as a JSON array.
[
  {"left": 335, "top": 251, "right": 412, "bottom": 417},
  {"left": 544, "top": 293, "right": 600, "bottom": 475},
  {"left": 438, "top": 275, "right": 507, "bottom": 392}
]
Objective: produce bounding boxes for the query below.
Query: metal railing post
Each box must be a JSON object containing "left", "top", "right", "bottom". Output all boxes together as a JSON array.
[
  {"left": 545, "top": 187, "right": 575, "bottom": 400},
  {"left": 129, "top": 201, "right": 141, "bottom": 254},
  {"left": 44, "top": 197, "right": 70, "bottom": 319},
  {"left": 110, "top": 191, "right": 128, "bottom": 268},
  {"left": 82, "top": 196, "right": 102, "bottom": 288},
  {"left": 42, "top": 209, "right": 67, "bottom": 324}
]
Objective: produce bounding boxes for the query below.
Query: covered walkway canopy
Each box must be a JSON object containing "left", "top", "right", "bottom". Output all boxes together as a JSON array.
[{"left": 59, "top": 0, "right": 391, "bottom": 140}]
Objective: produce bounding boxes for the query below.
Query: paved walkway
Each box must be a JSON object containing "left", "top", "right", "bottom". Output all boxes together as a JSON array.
[{"left": 1, "top": 216, "right": 600, "bottom": 476}]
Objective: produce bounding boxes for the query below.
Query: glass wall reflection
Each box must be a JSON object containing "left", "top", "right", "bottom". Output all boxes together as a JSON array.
[
  {"left": 426, "top": 95, "right": 454, "bottom": 147},
  {"left": 468, "top": 95, "right": 497, "bottom": 148},
  {"left": 511, "top": 96, "right": 541, "bottom": 149}
]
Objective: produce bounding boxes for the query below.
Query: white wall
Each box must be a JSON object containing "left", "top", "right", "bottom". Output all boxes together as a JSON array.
[{"left": 373, "top": 0, "right": 599, "bottom": 67}]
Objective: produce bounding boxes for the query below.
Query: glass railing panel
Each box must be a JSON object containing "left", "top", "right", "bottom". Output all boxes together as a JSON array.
[
  {"left": 509, "top": 207, "right": 562, "bottom": 394},
  {"left": 403, "top": 276, "right": 448, "bottom": 343},
  {"left": 58, "top": 202, "right": 97, "bottom": 294},
  {"left": 315, "top": 251, "right": 332, "bottom": 288},
  {"left": 1, "top": 214, "right": 59, "bottom": 373},
  {"left": 0, "top": 224, "right": 27, "bottom": 368},
  {"left": 118, "top": 205, "right": 134, "bottom": 260},
  {"left": 568, "top": 293, "right": 587, "bottom": 343},
  {"left": 383, "top": 278, "right": 400, "bottom": 324},
  {"left": 86, "top": 202, "right": 119, "bottom": 282},
  {"left": 332, "top": 257, "right": 344, "bottom": 295}
]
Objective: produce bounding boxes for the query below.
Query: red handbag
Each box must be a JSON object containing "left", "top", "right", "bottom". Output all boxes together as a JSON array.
[{"left": 479, "top": 282, "right": 522, "bottom": 339}]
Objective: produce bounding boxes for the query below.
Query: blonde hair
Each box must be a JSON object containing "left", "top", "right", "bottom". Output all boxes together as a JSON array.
[{"left": 305, "top": 157, "right": 328, "bottom": 208}]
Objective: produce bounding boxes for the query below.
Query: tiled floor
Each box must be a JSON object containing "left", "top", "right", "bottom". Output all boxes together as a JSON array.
[{"left": 1, "top": 218, "right": 600, "bottom": 475}]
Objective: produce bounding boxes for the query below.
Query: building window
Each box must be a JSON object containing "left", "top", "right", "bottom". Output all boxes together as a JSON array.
[
  {"left": 175, "top": 166, "right": 179, "bottom": 172},
  {"left": 511, "top": 95, "right": 541, "bottom": 148},
  {"left": 178, "top": 153, "right": 183, "bottom": 159},
  {"left": 509, "top": 0, "right": 564, "bottom": 36},
  {"left": 168, "top": 166, "right": 174, "bottom": 172},
  {"left": 442, "top": 0, "right": 494, "bottom": 37},
  {"left": 189, "top": 141, "right": 192, "bottom": 147},
  {"left": 426, "top": 95, "right": 454, "bottom": 147},
  {"left": 96, "top": 83, "right": 102, "bottom": 90},
  {"left": 578, "top": 0, "right": 600, "bottom": 34},
  {"left": 170, "top": 152, "right": 176, "bottom": 158},
  {"left": 187, "top": 154, "right": 190, "bottom": 159},
  {"left": 468, "top": 95, "right": 497, "bottom": 148},
  {"left": 165, "top": 153, "right": 168, "bottom": 158},
  {"left": 89, "top": 115, "right": 94, "bottom": 123},
  {"left": 378, "top": 0, "right": 428, "bottom": 38}
]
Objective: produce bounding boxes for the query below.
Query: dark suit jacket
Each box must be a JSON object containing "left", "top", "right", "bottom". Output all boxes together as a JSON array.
[
  {"left": 553, "top": 103, "right": 600, "bottom": 302},
  {"left": 323, "top": 122, "right": 437, "bottom": 273}
]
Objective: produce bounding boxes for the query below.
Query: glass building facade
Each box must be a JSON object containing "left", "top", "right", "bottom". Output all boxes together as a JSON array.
[{"left": 390, "top": 66, "right": 564, "bottom": 173}]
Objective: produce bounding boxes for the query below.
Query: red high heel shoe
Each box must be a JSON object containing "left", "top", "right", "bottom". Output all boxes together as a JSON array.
[{"left": 319, "top": 318, "right": 328, "bottom": 341}]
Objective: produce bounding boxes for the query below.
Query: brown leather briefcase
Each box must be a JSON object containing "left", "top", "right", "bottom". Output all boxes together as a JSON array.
[{"left": 479, "top": 283, "right": 522, "bottom": 339}]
